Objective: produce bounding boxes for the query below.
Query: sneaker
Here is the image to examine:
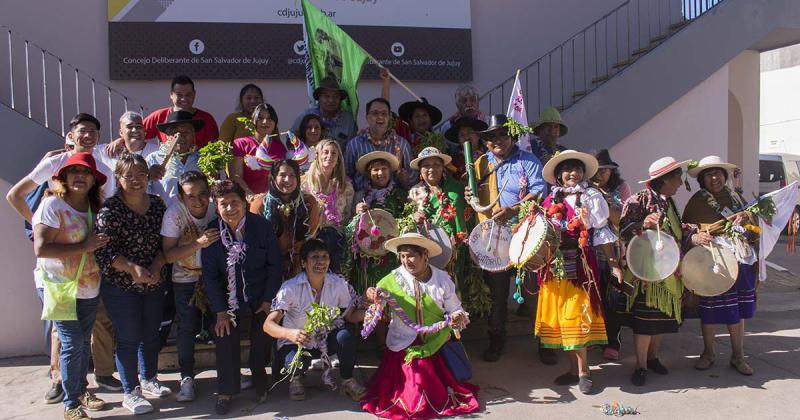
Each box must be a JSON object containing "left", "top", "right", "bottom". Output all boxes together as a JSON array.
[
  {"left": 647, "top": 358, "right": 669, "bottom": 375},
  {"left": 64, "top": 407, "right": 90, "bottom": 420},
  {"left": 140, "top": 377, "right": 172, "bottom": 397},
  {"left": 340, "top": 378, "right": 367, "bottom": 401},
  {"left": 94, "top": 375, "right": 123, "bottom": 392},
  {"left": 176, "top": 377, "right": 195, "bottom": 402},
  {"left": 289, "top": 377, "right": 306, "bottom": 401},
  {"left": 123, "top": 387, "right": 154, "bottom": 415},
  {"left": 482, "top": 336, "right": 506, "bottom": 362},
  {"left": 240, "top": 375, "right": 252, "bottom": 390},
  {"left": 631, "top": 368, "right": 647, "bottom": 386},
  {"left": 578, "top": 375, "right": 593, "bottom": 395},
  {"left": 78, "top": 392, "right": 105, "bottom": 411},
  {"left": 215, "top": 396, "right": 232, "bottom": 415},
  {"left": 45, "top": 382, "right": 64, "bottom": 404}
]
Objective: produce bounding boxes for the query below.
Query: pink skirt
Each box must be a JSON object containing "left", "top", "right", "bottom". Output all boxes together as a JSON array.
[{"left": 361, "top": 346, "right": 480, "bottom": 419}]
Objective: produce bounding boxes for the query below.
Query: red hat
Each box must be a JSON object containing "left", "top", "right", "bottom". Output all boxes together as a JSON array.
[{"left": 53, "top": 152, "right": 107, "bottom": 186}]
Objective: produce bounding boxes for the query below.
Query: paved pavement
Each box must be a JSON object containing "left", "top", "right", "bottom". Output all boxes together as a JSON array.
[{"left": 2, "top": 240, "right": 799, "bottom": 419}]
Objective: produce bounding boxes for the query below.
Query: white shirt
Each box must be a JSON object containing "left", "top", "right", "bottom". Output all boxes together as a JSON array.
[
  {"left": 32, "top": 196, "right": 101, "bottom": 299},
  {"left": 271, "top": 272, "right": 356, "bottom": 350},
  {"left": 28, "top": 149, "right": 116, "bottom": 199},
  {"left": 385, "top": 266, "right": 465, "bottom": 352},
  {"left": 160, "top": 201, "right": 216, "bottom": 283},
  {"left": 96, "top": 140, "right": 160, "bottom": 170},
  {"left": 564, "top": 186, "right": 618, "bottom": 246},
  {"left": 145, "top": 150, "right": 201, "bottom": 207}
]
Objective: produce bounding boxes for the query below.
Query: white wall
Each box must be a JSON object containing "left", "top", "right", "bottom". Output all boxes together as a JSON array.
[
  {"left": 0, "top": 0, "right": 626, "bottom": 134},
  {"left": 760, "top": 65, "right": 800, "bottom": 154},
  {"left": 610, "top": 50, "right": 760, "bottom": 209}
]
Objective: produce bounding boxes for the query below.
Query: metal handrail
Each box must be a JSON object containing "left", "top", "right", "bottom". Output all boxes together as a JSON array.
[
  {"left": 477, "top": 0, "right": 724, "bottom": 121},
  {"left": 1, "top": 25, "right": 147, "bottom": 141}
]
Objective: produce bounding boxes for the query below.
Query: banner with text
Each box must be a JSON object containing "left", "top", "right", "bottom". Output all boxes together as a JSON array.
[{"left": 108, "top": 0, "right": 472, "bottom": 81}]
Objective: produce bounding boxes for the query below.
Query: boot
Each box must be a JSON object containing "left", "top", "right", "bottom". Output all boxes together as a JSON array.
[{"left": 482, "top": 335, "right": 506, "bottom": 362}]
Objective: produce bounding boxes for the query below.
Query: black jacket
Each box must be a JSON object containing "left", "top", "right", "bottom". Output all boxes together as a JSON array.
[{"left": 201, "top": 212, "right": 282, "bottom": 313}]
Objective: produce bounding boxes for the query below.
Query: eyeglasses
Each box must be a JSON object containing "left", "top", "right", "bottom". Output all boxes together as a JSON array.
[
  {"left": 368, "top": 111, "right": 390, "bottom": 118},
  {"left": 120, "top": 173, "right": 149, "bottom": 181}
]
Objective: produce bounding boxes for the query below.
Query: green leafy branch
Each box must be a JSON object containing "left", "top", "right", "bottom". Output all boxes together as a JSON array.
[
  {"left": 503, "top": 118, "right": 534, "bottom": 139},
  {"left": 197, "top": 140, "right": 233, "bottom": 182}
]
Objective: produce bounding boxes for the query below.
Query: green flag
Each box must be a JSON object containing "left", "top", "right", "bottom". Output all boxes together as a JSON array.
[{"left": 302, "top": 0, "right": 369, "bottom": 114}]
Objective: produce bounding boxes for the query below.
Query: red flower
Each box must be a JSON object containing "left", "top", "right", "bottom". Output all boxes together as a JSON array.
[
  {"left": 441, "top": 204, "right": 457, "bottom": 221},
  {"left": 463, "top": 206, "right": 474, "bottom": 221},
  {"left": 455, "top": 232, "right": 468, "bottom": 244}
]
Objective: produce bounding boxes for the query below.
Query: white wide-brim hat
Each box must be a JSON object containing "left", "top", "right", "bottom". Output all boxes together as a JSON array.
[
  {"left": 356, "top": 151, "right": 400, "bottom": 174},
  {"left": 384, "top": 232, "right": 442, "bottom": 257},
  {"left": 410, "top": 146, "right": 452, "bottom": 170},
  {"left": 687, "top": 155, "right": 738, "bottom": 178},
  {"left": 638, "top": 156, "right": 692, "bottom": 184},
  {"left": 542, "top": 149, "right": 599, "bottom": 186}
]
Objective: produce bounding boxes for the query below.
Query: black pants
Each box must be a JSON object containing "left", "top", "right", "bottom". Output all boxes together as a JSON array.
[
  {"left": 485, "top": 269, "right": 514, "bottom": 338},
  {"left": 598, "top": 259, "right": 625, "bottom": 349},
  {"left": 213, "top": 305, "right": 271, "bottom": 396}
]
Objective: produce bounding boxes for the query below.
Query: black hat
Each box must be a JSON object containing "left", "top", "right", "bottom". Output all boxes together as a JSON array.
[
  {"left": 478, "top": 114, "right": 509, "bottom": 134},
  {"left": 156, "top": 110, "right": 204, "bottom": 133},
  {"left": 595, "top": 149, "right": 619, "bottom": 169},
  {"left": 398, "top": 97, "right": 443, "bottom": 127},
  {"left": 444, "top": 117, "right": 489, "bottom": 143},
  {"left": 313, "top": 76, "right": 348, "bottom": 101}
]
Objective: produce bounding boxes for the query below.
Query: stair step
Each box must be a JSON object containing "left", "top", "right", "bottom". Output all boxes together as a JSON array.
[
  {"left": 669, "top": 19, "right": 690, "bottom": 30},
  {"left": 650, "top": 34, "right": 668, "bottom": 43},
  {"left": 632, "top": 46, "right": 652, "bottom": 56},
  {"left": 591, "top": 75, "right": 609, "bottom": 84},
  {"left": 572, "top": 90, "right": 587, "bottom": 98},
  {"left": 612, "top": 58, "right": 634, "bottom": 69}
]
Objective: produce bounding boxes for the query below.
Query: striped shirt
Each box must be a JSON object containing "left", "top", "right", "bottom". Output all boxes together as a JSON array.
[{"left": 344, "top": 131, "right": 417, "bottom": 191}]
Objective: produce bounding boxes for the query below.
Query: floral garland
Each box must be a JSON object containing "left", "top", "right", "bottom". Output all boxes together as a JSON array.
[
  {"left": 364, "top": 180, "right": 396, "bottom": 207},
  {"left": 360, "top": 127, "right": 402, "bottom": 162},
  {"left": 312, "top": 181, "right": 341, "bottom": 226},
  {"left": 219, "top": 217, "right": 247, "bottom": 327},
  {"left": 546, "top": 201, "right": 589, "bottom": 247},
  {"left": 360, "top": 288, "right": 468, "bottom": 339}
]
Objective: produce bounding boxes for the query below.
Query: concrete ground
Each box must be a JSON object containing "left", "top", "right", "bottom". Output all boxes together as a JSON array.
[{"left": 2, "top": 240, "right": 800, "bottom": 419}]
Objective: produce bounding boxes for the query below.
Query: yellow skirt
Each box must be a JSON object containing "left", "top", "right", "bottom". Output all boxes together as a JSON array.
[{"left": 535, "top": 278, "right": 607, "bottom": 350}]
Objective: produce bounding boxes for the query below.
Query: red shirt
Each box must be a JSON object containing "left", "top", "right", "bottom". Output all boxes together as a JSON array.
[{"left": 143, "top": 107, "right": 219, "bottom": 149}]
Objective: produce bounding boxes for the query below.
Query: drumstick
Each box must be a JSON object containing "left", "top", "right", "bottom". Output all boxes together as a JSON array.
[
  {"left": 486, "top": 220, "right": 496, "bottom": 252},
  {"left": 362, "top": 199, "right": 376, "bottom": 226}
]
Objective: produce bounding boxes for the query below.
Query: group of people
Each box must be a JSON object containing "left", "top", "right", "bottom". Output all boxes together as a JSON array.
[{"left": 5, "top": 73, "right": 765, "bottom": 420}]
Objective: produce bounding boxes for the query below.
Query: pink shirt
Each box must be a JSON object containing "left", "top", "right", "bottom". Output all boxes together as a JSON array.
[{"left": 232, "top": 136, "right": 288, "bottom": 194}]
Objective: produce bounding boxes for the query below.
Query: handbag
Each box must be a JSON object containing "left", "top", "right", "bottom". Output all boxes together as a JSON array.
[
  {"left": 40, "top": 205, "right": 92, "bottom": 321},
  {"left": 440, "top": 337, "right": 472, "bottom": 382}
]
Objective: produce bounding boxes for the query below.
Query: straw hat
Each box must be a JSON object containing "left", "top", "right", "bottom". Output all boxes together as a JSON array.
[
  {"left": 384, "top": 232, "right": 442, "bottom": 256},
  {"left": 53, "top": 152, "right": 107, "bottom": 186},
  {"left": 542, "top": 149, "right": 599, "bottom": 186},
  {"left": 688, "top": 155, "right": 738, "bottom": 178},
  {"left": 638, "top": 157, "right": 691, "bottom": 184},
  {"left": 531, "top": 107, "right": 568, "bottom": 136},
  {"left": 356, "top": 151, "right": 400, "bottom": 174},
  {"left": 410, "top": 146, "right": 452, "bottom": 170}
]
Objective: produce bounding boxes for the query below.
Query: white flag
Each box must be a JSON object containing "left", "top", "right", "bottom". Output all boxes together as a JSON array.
[{"left": 507, "top": 70, "right": 531, "bottom": 152}]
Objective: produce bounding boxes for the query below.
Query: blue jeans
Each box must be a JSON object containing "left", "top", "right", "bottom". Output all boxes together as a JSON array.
[
  {"left": 54, "top": 297, "right": 99, "bottom": 409},
  {"left": 274, "top": 328, "right": 356, "bottom": 380},
  {"left": 35, "top": 288, "right": 54, "bottom": 357},
  {"left": 173, "top": 282, "right": 201, "bottom": 379},
  {"left": 101, "top": 284, "right": 166, "bottom": 393}
]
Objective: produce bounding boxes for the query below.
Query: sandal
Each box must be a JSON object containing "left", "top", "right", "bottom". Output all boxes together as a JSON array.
[
  {"left": 694, "top": 353, "right": 716, "bottom": 370},
  {"left": 730, "top": 357, "right": 754, "bottom": 376}
]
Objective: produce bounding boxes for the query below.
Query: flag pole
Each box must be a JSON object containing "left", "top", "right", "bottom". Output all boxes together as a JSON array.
[{"left": 361, "top": 50, "right": 422, "bottom": 102}]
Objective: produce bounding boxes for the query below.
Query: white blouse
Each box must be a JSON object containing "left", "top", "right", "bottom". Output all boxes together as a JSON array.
[
  {"left": 385, "top": 266, "right": 466, "bottom": 352},
  {"left": 562, "top": 186, "right": 617, "bottom": 246}
]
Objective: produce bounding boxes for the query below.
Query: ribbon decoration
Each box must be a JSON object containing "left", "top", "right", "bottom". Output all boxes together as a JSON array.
[
  {"left": 245, "top": 131, "right": 309, "bottom": 171},
  {"left": 219, "top": 218, "right": 247, "bottom": 327},
  {"left": 361, "top": 288, "right": 468, "bottom": 339}
]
